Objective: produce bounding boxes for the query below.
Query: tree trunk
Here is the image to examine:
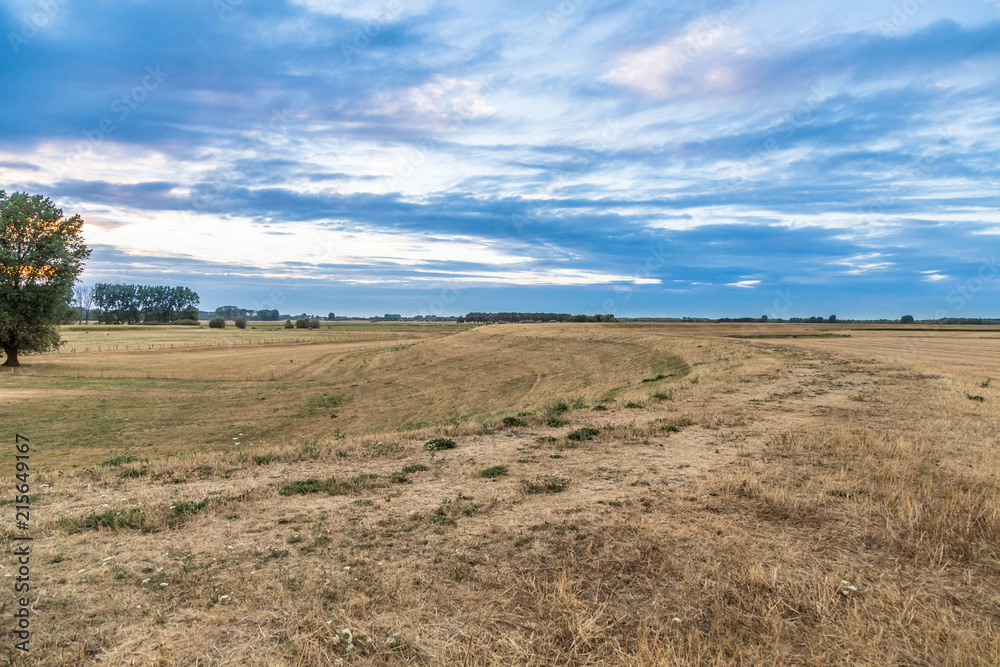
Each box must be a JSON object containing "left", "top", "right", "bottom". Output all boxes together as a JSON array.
[{"left": 1, "top": 344, "right": 20, "bottom": 367}]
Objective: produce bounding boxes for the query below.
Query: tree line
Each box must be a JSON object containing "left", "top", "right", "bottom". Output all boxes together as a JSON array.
[
  {"left": 214, "top": 305, "right": 281, "bottom": 321},
  {"left": 92, "top": 284, "right": 200, "bottom": 324},
  {"left": 460, "top": 312, "right": 616, "bottom": 323}
]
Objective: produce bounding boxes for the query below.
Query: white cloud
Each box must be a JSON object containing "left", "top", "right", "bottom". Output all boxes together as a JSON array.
[
  {"left": 832, "top": 253, "right": 894, "bottom": 274},
  {"left": 375, "top": 76, "right": 497, "bottom": 122},
  {"left": 604, "top": 18, "right": 749, "bottom": 98},
  {"left": 726, "top": 279, "right": 760, "bottom": 288}
]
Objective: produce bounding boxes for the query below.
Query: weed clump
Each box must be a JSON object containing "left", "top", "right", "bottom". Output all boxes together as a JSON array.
[
  {"left": 521, "top": 475, "right": 570, "bottom": 494},
  {"left": 251, "top": 454, "right": 285, "bottom": 465},
  {"left": 479, "top": 465, "right": 509, "bottom": 478},
  {"left": 402, "top": 464, "right": 428, "bottom": 473},
  {"left": 541, "top": 400, "right": 571, "bottom": 426},
  {"left": 966, "top": 393, "right": 985, "bottom": 402},
  {"left": 501, "top": 416, "right": 528, "bottom": 428},
  {"left": 567, "top": 426, "right": 600, "bottom": 442}
]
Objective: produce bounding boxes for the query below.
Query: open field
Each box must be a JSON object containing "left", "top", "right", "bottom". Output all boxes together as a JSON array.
[{"left": 1, "top": 323, "right": 998, "bottom": 665}]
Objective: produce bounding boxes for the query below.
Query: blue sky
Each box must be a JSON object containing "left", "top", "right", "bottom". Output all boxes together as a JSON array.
[{"left": 2, "top": 0, "right": 999, "bottom": 318}]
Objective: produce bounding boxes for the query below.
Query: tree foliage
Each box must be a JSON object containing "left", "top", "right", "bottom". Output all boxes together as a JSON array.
[
  {"left": 92, "top": 283, "right": 199, "bottom": 324},
  {"left": 0, "top": 191, "right": 90, "bottom": 366}
]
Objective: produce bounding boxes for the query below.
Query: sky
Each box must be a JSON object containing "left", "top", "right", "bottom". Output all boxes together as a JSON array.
[{"left": 1, "top": 0, "right": 999, "bottom": 319}]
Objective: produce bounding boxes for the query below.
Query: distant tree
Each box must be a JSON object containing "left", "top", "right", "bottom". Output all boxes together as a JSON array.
[
  {"left": 179, "top": 305, "right": 200, "bottom": 321},
  {"left": 456, "top": 316, "right": 465, "bottom": 324},
  {"left": 215, "top": 305, "right": 240, "bottom": 321},
  {"left": 761, "top": 314, "right": 768, "bottom": 322},
  {"left": 74, "top": 284, "right": 94, "bottom": 324},
  {"left": 829, "top": 315, "right": 837, "bottom": 322},
  {"left": 258, "top": 309, "right": 280, "bottom": 321},
  {"left": 327, "top": 312, "right": 335, "bottom": 320},
  {"left": 900, "top": 314, "right": 915, "bottom": 324},
  {"left": 309, "top": 318, "right": 321, "bottom": 329},
  {"left": 284, "top": 319, "right": 294, "bottom": 329},
  {"left": 295, "top": 317, "right": 309, "bottom": 329},
  {"left": 209, "top": 316, "right": 226, "bottom": 329},
  {"left": 234, "top": 316, "right": 247, "bottom": 329},
  {"left": 0, "top": 191, "right": 90, "bottom": 366}
]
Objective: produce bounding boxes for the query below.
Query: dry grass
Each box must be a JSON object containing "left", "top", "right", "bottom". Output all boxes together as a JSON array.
[{"left": 1, "top": 323, "right": 998, "bottom": 665}]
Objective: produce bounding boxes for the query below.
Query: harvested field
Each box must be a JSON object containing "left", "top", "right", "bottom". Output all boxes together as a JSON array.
[{"left": 0, "top": 323, "right": 998, "bottom": 665}]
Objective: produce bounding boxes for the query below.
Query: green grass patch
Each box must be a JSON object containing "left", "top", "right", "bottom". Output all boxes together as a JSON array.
[
  {"left": 479, "top": 465, "right": 509, "bottom": 478},
  {"left": 278, "top": 473, "right": 383, "bottom": 496},
  {"left": 100, "top": 455, "right": 147, "bottom": 467},
  {"left": 501, "top": 416, "right": 529, "bottom": 428}
]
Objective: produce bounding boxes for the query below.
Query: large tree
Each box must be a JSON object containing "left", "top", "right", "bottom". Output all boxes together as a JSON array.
[{"left": 0, "top": 191, "right": 90, "bottom": 366}]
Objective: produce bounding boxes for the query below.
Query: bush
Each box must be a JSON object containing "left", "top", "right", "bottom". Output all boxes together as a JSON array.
[
  {"left": 234, "top": 316, "right": 247, "bottom": 329},
  {"left": 479, "top": 465, "right": 509, "bottom": 478},
  {"left": 309, "top": 318, "right": 321, "bottom": 329},
  {"left": 425, "top": 438, "right": 457, "bottom": 453},
  {"left": 501, "top": 416, "right": 528, "bottom": 428},
  {"left": 172, "top": 319, "right": 201, "bottom": 326},
  {"left": 209, "top": 316, "right": 226, "bottom": 329},
  {"left": 295, "top": 318, "right": 309, "bottom": 329},
  {"left": 284, "top": 319, "right": 294, "bottom": 329}
]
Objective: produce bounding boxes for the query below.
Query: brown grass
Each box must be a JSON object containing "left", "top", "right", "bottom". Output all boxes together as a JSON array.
[{"left": 1, "top": 323, "right": 998, "bottom": 665}]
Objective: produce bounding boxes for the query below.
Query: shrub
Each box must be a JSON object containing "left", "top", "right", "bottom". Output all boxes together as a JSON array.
[
  {"left": 209, "top": 316, "right": 226, "bottom": 329},
  {"left": 479, "top": 465, "right": 509, "bottom": 478},
  {"left": 425, "top": 437, "right": 457, "bottom": 453},
  {"left": 309, "top": 318, "right": 321, "bottom": 329},
  {"left": 966, "top": 394, "right": 985, "bottom": 402},
  {"left": 234, "top": 316, "right": 247, "bottom": 329},
  {"left": 501, "top": 416, "right": 528, "bottom": 428},
  {"left": 284, "top": 319, "right": 294, "bottom": 329},
  {"left": 172, "top": 319, "right": 201, "bottom": 326},
  {"left": 641, "top": 373, "right": 668, "bottom": 383},
  {"left": 295, "top": 318, "right": 309, "bottom": 329},
  {"left": 402, "top": 464, "right": 428, "bottom": 473},
  {"left": 567, "top": 426, "right": 600, "bottom": 441}
]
